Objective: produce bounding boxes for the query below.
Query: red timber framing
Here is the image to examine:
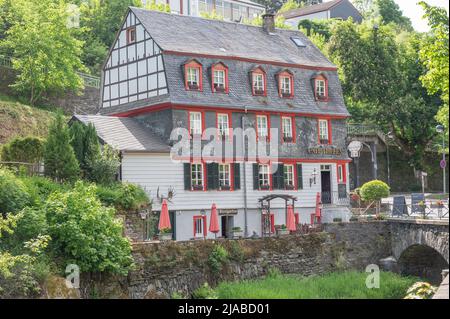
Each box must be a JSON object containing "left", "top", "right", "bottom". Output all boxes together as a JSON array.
[
  {"left": 250, "top": 66, "right": 267, "bottom": 96},
  {"left": 211, "top": 62, "right": 229, "bottom": 94},
  {"left": 163, "top": 51, "right": 339, "bottom": 72},
  {"left": 184, "top": 59, "right": 203, "bottom": 91},
  {"left": 111, "top": 102, "right": 350, "bottom": 120},
  {"left": 276, "top": 69, "right": 294, "bottom": 99},
  {"left": 313, "top": 73, "right": 329, "bottom": 102}
]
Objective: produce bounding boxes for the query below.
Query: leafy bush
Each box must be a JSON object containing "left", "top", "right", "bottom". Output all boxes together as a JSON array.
[
  {"left": 0, "top": 168, "right": 31, "bottom": 216},
  {"left": 360, "top": 180, "right": 390, "bottom": 202},
  {"left": 96, "top": 183, "right": 150, "bottom": 212},
  {"left": 1, "top": 136, "right": 44, "bottom": 164},
  {"left": 86, "top": 145, "right": 120, "bottom": 185},
  {"left": 21, "top": 176, "right": 67, "bottom": 205},
  {"left": 192, "top": 282, "right": 218, "bottom": 299},
  {"left": 45, "top": 182, "right": 134, "bottom": 275},
  {"left": 228, "top": 241, "right": 244, "bottom": 262},
  {"left": 267, "top": 267, "right": 282, "bottom": 279},
  {"left": 208, "top": 244, "right": 229, "bottom": 274}
]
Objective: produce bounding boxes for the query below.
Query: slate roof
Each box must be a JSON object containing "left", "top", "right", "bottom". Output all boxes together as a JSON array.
[
  {"left": 130, "top": 7, "right": 336, "bottom": 69},
  {"left": 72, "top": 115, "right": 170, "bottom": 152},
  {"left": 279, "top": 0, "right": 344, "bottom": 19}
]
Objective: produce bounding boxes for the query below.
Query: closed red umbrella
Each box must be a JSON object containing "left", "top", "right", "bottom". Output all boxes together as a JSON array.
[
  {"left": 158, "top": 199, "right": 171, "bottom": 230},
  {"left": 209, "top": 203, "right": 220, "bottom": 237},
  {"left": 286, "top": 205, "right": 296, "bottom": 232}
]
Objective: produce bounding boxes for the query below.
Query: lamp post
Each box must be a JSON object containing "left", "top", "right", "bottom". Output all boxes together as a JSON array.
[{"left": 436, "top": 125, "right": 446, "bottom": 194}]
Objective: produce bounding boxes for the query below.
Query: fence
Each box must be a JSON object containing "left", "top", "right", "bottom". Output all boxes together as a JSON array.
[
  {"left": 322, "top": 191, "right": 350, "bottom": 206},
  {"left": 0, "top": 161, "right": 44, "bottom": 176},
  {"left": 0, "top": 54, "right": 100, "bottom": 89}
]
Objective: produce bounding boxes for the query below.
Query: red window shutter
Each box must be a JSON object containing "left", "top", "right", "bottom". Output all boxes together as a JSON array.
[
  {"left": 295, "top": 213, "right": 299, "bottom": 225},
  {"left": 270, "top": 214, "right": 275, "bottom": 234}
]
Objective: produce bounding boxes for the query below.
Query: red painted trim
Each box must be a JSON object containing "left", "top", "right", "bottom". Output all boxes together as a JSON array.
[
  {"left": 277, "top": 70, "right": 294, "bottom": 99},
  {"left": 336, "top": 162, "right": 347, "bottom": 184},
  {"left": 294, "top": 213, "right": 299, "bottom": 225},
  {"left": 255, "top": 113, "right": 271, "bottom": 142},
  {"left": 163, "top": 50, "right": 338, "bottom": 72},
  {"left": 110, "top": 102, "right": 350, "bottom": 119},
  {"left": 317, "top": 119, "right": 332, "bottom": 145},
  {"left": 184, "top": 60, "right": 203, "bottom": 91},
  {"left": 193, "top": 215, "right": 207, "bottom": 238},
  {"left": 211, "top": 62, "right": 229, "bottom": 94},
  {"left": 270, "top": 214, "right": 275, "bottom": 234},
  {"left": 175, "top": 156, "right": 352, "bottom": 164},
  {"left": 180, "top": 0, "right": 183, "bottom": 15},
  {"left": 314, "top": 74, "right": 329, "bottom": 102},
  {"left": 281, "top": 116, "right": 296, "bottom": 144},
  {"left": 216, "top": 111, "right": 233, "bottom": 142},
  {"left": 251, "top": 67, "right": 267, "bottom": 96}
]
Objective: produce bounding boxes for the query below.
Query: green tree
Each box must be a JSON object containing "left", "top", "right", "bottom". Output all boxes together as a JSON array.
[
  {"left": 69, "top": 121, "right": 87, "bottom": 167},
  {"left": 0, "top": 169, "right": 31, "bottom": 217},
  {"left": 419, "top": 1, "right": 449, "bottom": 140},
  {"left": 1, "top": 0, "right": 85, "bottom": 105},
  {"left": 1, "top": 136, "right": 44, "bottom": 164},
  {"left": 278, "top": 0, "right": 302, "bottom": 13},
  {"left": 45, "top": 182, "right": 133, "bottom": 275},
  {"left": 44, "top": 113, "right": 80, "bottom": 182},
  {"left": 374, "top": 0, "right": 413, "bottom": 31}
]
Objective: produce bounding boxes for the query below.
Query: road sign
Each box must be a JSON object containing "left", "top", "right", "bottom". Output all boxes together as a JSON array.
[{"left": 440, "top": 159, "right": 447, "bottom": 169}]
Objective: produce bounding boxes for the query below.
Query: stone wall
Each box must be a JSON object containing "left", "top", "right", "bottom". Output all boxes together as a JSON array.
[
  {"left": 0, "top": 66, "right": 100, "bottom": 115},
  {"left": 80, "top": 221, "right": 392, "bottom": 299}
]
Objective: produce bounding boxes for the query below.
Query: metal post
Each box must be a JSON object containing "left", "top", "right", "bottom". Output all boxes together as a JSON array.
[
  {"left": 443, "top": 134, "right": 446, "bottom": 194},
  {"left": 354, "top": 157, "right": 360, "bottom": 188},
  {"left": 371, "top": 142, "right": 378, "bottom": 180},
  {"left": 386, "top": 143, "right": 391, "bottom": 186}
]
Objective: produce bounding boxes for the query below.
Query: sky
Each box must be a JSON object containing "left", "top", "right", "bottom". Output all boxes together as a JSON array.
[{"left": 394, "top": 0, "right": 449, "bottom": 32}]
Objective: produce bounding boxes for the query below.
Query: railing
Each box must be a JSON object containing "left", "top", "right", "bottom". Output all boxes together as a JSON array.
[
  {"left": 321, "top": 191, "right": 350, "bottom": 206},
  {"left": 347, "top": 123, "right": 388, "bottom": 145},
  {"left": 0, "top": 54, "right": 100, "bottom": 89},
  {"left": 382, "top": 201, "right": 449, "bottom": 219}
]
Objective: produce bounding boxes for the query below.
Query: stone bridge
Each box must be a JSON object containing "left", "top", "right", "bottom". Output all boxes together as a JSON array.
[{"left": 387, "top": 219, "right": 449, "bottom": 285}]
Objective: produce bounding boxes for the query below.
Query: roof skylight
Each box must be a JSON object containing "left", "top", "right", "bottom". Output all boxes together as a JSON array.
[{"left": 291, "top": 37, "right": 306, "bottom": 48}]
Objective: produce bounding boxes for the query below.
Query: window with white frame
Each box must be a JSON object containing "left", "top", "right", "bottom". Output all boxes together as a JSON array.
[
  {"left": 194, "top": 216, "right": 204, "bottom": 238},
  {"left": 219, "top": 164, "right": 231, "bottom": 188},
  {"left": 253, "top": 73, "right": 264, "bottom": 94},
  {"left": 316, "top": 79, "right": 326, "bottom": 99},
  {"left": 191, "top": 163, "right": 204, "bottom": 188},
  {"left": 338, "top": 165, "right": 344, "bottom": 183},
  {"left": 213, "top": 69, "right": 225, "bottom": 91},
  {"left": 257, "top": 115, "right": 268, "bottom": 139},
  {"left": 217, "top": 113, "right": 229, "bottom": 138},
  {"left": 189, "top": 112, "right": 202, "bottom": 136},
  {"left": 284, "top": 164, "right": 294, "bottom": 188},
  {"left": 282, "top": 117, "right": 293, "bottom": 141},
  {"left": 259, "top": 164, "right": 270, "bottom": 188},
  {"left": 187, "top": 67, "right": 199, "bottom": 87},
  {"left": 319, "top": 119, "right": 329, "bottom": 144},
  {"left": 280, "top": 76, "right": 292, "bottom": 96}
]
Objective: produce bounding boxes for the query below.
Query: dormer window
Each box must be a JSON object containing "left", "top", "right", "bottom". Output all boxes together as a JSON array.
[
  {"left": 313, "top": 73, "right": 329, "bottom": 101},
  {"left": 251, "top": 66, "right": 266, "bottom": 96},
  {"left": 184, "top": 59, "right": 203, "bottom": 91},
  {"left": 277, "top": 70, "right": 294, "bottom": 98},
  {"left": 211, "top": 62, "right": 229, "bottom": 93},
  {"left": 127, "top": 27, "right": 136, "bottom": 44}
]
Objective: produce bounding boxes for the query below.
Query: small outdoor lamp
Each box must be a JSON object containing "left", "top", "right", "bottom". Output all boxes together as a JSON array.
[
  {"left": 200, "top": 209, "right": 206, "bottom": 216},
  {"left": 309, "top": 168, "right": 318, "bottom": 187}
]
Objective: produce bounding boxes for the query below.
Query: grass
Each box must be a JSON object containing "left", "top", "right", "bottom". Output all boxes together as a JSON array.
[
  {"left": 0, "top": 94, "right": 57, "bottom": 145},
  {"left": 214, "top": 271, "right": 418, "bottom": 299}
]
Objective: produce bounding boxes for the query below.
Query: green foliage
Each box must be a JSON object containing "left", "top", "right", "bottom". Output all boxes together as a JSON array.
[
  {"left": 266, "top": 267, "right": 282, "bottom": 279},
  {"left": 419, "top": 1, "right": 449, "bottom": 139},
  {"left": 86, "top": 145, "right": 120, "bottom": 185},
  {"left": 0, "top": 168, "right": 31, "bottom": 216},
  {"left": 20, "top": 176, "right": 67, "bottom": 205},
  {"left": 69, "top": 121, "right": 87, "bottom": 168},
  {"left": 214, "top": 271, "right": 418, "bottom": 299},
  {"left": 374, "top": 0, "right": 413, "bottom": 31},
  {"left": 208, "top": 244, "right": 229, "bottom": 274},
  {"left": 0, "top": 0, "right": 85, "bottom": 105},
  {"left": 44, "top": 113, "right": 80, "bottom": 182},
  {"left": 228, "top": 241, "right": 244, "bottom": 262},
  {"left": 404, "top": 282, "right": 437, "bottom": 299},
  {"left": 192, "top": 282, "right": 218, "bottom": 299},
  {"left": 1, "top": 136, "right": 44, "bottom": 164},
  {"left": 360, "top": 180, "right": 390, "bottom": 202},
  {"left": 96, "top": 182, "right": 149, "bottom": 211},
  {"left": 45, "top": 181, "right": 134, "bottom": 275},
  {"left": 144, "top": 0, "right": 171, "bottom": 13},
  {"left": 277, "top": 0, "right": 301, "bottom": 14}
]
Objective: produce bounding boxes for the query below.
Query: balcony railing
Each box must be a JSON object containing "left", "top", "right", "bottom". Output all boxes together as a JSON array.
[{"left": 321, "top": 191, "right": 350, "bottom": 206}]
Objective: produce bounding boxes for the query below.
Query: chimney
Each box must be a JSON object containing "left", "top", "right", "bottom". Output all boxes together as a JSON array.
[{"left": 262, "top": 12, "right": 275, "bottom": 34}]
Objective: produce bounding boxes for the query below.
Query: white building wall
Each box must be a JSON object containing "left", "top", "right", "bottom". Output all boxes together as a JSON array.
[
  {"left": 285, "top": 10, "right": 329, "bottom": 28},
  {"left": 121, "top": 153, "right": 350, "bottom": 241}
]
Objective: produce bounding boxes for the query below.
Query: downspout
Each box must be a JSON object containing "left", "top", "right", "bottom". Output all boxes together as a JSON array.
[{"left": 242, "top": 110, "right": 249, "bottom": 237}]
